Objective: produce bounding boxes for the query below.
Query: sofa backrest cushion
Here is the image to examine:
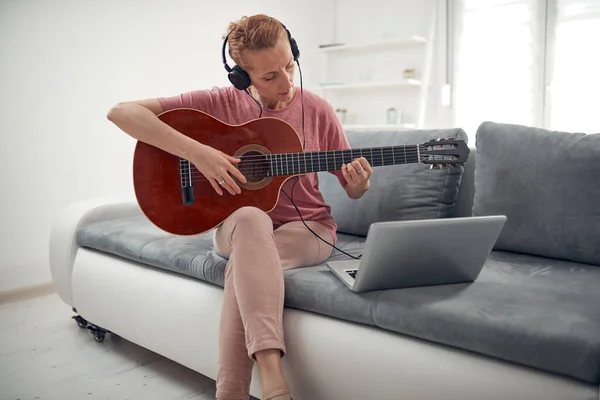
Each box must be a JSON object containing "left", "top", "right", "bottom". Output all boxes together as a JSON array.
[
  {"left": 318, "top": 128, "right": 468, "bottom": 237},
  {"left": 473, "top": 121, "right": 600, "bottom": 266}
]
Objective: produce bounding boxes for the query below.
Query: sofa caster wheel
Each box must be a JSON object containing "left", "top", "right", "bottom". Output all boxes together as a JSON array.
[
  {"left": 72, "top": 315, "right": 88, "bottom": 329},
  {"left": 93, "top": 331, "right": 106, "bottom": 342},
  {"left": 87, "top": 324, "right": 109, "bottom": 343}
]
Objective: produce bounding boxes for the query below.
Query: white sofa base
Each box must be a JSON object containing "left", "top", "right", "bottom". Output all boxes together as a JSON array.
[{"left": 50, "top": 200, "right": 599, "bottom": 400}]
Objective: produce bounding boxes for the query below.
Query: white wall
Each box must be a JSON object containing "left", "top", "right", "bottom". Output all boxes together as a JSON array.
[
  {"left": 0, "top": 0, "right": 450, "bottom": 292},
  {"left": 0, "top": 0, "right": 334, "bottom": 292}
]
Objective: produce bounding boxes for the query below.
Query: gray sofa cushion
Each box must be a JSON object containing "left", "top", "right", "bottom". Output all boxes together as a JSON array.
[
  {"left": 76, "top": 216, "right": 229, "bottom": 287},
  {"left": 318, "top": 128, "right": 468, "bottom": 236},
  {"left": 473, "top": 121, "right": 600, "bottom": 266},
  {"left": 285, "top": 250, "right": 600, "bottom": 385},
  {"left": 77, "top": 215, "right": 600, "bottom": 385},
  {"left": 75, "top": 215, "right": 365, "bottom": 289}
]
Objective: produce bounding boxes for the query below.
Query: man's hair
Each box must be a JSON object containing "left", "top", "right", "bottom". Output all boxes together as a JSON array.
[{"left": 223, "top": 14, "right": 287, "bottom": 70}]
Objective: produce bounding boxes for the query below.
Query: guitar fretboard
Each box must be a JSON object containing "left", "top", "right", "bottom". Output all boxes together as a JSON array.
[{"left": 265, "top": 145, "right": 422, "bottom": 177}]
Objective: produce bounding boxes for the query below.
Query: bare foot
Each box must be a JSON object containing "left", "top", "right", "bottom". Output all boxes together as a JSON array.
[
  {"left": 263, "top": 390, "right": 291, "bottom": 400},
  {"left": 254, "top": 349, "right": 290, "bottom": 400}
]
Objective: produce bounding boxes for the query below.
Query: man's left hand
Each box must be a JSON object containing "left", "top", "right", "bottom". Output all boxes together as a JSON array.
[{"left": 342, "top": 157, "right": 372, "bottom": 199}]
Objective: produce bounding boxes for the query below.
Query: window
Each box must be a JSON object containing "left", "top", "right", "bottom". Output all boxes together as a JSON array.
[
  {"left": 452, "top": 0, "right": 545, "bottom": 142},
  {"left": 546, "top": 0, "right": 600, "bottom": 132},
  {"left": 452, "top": 0, "right": 599, "bottom": 142}
]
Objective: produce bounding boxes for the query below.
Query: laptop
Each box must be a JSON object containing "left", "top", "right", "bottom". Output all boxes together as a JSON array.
[{"left": 326, "top": 215, "right": 507, "bottom": 293}]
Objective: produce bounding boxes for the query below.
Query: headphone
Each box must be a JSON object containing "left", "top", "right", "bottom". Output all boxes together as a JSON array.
[{"left": 222, "top": 23, "right": 300, "bottom": 91}]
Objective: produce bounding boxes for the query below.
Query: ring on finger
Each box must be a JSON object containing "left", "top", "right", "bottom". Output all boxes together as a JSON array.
[
  {"left": 356, "top": 168, "right": 364, "bottom": 173},
  {"left": 218, "top": 178, "right": 226, "bottom": 185}
]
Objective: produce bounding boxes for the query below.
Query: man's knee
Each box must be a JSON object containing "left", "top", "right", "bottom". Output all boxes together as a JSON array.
[{"left": 229, "top": 206, "right": 271, "bottom": 228}]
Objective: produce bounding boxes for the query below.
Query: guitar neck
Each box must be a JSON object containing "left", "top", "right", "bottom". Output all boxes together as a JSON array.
[{"left": 266, "top": 145, "right": 423, "bottom": 177}]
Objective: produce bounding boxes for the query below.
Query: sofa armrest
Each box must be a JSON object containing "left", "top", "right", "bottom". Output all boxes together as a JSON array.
[{"left": 49, "top": 197, "right": 143, "bottom": 307}]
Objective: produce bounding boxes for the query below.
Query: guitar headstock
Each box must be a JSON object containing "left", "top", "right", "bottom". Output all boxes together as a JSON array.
[{"left": 420, "top": 138, "right": 470, "bottom": 169}]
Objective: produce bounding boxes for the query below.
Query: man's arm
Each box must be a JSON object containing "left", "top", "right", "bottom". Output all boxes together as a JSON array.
[
  {"left": 106, "top": 98, "right": 202, "bottom": 161},
  {"left": 320, "top": 101, "right": 373, "bottom": 200},
  {"left": 345, "top": 179, "right": 370, "bottom": 199}
]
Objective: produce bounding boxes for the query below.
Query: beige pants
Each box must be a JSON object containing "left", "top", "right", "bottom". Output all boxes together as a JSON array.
[{"left": 213, "top": 206, "right": 334, "bottom": 399}]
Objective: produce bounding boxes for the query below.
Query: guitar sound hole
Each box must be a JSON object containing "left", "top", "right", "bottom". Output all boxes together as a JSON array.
[{"left": 239, "top": 151, "right": 269, "bottom": 183}]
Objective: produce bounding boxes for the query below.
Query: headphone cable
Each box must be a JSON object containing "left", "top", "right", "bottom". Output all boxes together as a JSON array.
[
  {"left": 245, "top": 88, "right": 263, "bottom": 118},
  {"left": 280, "top": 60, "right": 361, "bottom": 260}
]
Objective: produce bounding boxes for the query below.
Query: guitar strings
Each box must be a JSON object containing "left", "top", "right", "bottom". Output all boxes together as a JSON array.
[
  {"left": 176, "top": 144, "right": 458, "bottom": 184},
  {"left": 181, "top": 156, "right": 456, "bottom": 184},
  {"left": 182, "top": 153, "right": 455, "bottom": 179},
  {"left": 178, "top": 148, "right": 449, "bottom": 167},
  {"left": 182, "top": 153, "right": 426, "bottom": 175},
  {"left": 178, "top": 145, "right": 433, "bottom": 164},
  {"left": 184, "top": 165, "right": 451, "bottom": 184},
  {"left": 179, "top": 146, "right": 437, "bottom": 172}
]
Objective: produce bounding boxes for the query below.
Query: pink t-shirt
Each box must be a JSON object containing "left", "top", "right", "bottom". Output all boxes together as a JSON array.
[{"left": 158, "top": 86, "right": 351, "bottom": 243}]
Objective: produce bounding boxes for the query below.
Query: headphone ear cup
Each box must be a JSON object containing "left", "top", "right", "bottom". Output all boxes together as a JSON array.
[
  {"left": 289, "top": 37, "right": 300, "bottom": 61},
  {"left": 228, "top": 65, "right": 251, "bottom": 90},
  {"left": 282, "top": 25, "right": 300, "bottom": 61}
]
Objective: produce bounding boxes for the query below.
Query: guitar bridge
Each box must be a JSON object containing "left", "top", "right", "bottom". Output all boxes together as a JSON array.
[{"left": 180, "top": 159, "right": 195, "bottom": 205}]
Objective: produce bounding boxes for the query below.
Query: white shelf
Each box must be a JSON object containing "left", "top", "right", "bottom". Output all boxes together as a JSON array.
[
  {"left": 318, "top": 36, "right": 426, "bottom": 53},
  {"left": 315, "top": 79, "right": 421, "bottom": 91},
  {"left": 342, "top": 124, "right": 417, "bottom": 131},
  {"left": 316, "top": 11, "right": 437, "bottom": 130}
]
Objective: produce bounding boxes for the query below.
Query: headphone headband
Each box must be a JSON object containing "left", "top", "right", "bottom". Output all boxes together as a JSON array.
[
  {"left": 221, "top": 30, "right": 234, "bottom": 73},
  {"left": 222, "top": 22, "right": 300, "bottom": 91}
]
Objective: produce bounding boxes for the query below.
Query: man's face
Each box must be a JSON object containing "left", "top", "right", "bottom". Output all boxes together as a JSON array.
[{"left": 244, "top": 34, "right": 296, "bottom": 104}]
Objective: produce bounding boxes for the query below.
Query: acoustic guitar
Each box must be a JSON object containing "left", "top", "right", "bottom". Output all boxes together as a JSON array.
[{"left": 133, "top": 109, "right": 469, "bottom": 235}]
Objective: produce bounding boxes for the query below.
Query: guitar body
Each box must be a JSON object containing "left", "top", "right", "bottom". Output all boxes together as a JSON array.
[{"left": 133, "top": 109, "right": 303, "bottom": 236}]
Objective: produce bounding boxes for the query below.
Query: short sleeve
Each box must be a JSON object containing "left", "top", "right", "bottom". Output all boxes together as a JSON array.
[{"left": 158, "top": 89, "right": 216, "bottom": 115}]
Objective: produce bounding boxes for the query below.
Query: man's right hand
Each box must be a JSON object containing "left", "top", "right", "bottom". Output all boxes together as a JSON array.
[{"left": 189, "top": 144, "right": 247, "bottom": 196}]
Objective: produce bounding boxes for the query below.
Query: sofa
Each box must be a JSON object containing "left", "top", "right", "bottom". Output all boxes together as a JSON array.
[{"left": 49, "top": 121, "right": 600, "bottom": 400}]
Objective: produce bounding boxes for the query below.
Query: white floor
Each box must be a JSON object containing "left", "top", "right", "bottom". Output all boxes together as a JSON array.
[{"left": 0, "top": 293, "right": 230, "bottom": 400}]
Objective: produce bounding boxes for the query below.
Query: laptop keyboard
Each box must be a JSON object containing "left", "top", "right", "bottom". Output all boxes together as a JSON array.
[{"left": 344, "top": 269, "right": 358, "bottom": 279}]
